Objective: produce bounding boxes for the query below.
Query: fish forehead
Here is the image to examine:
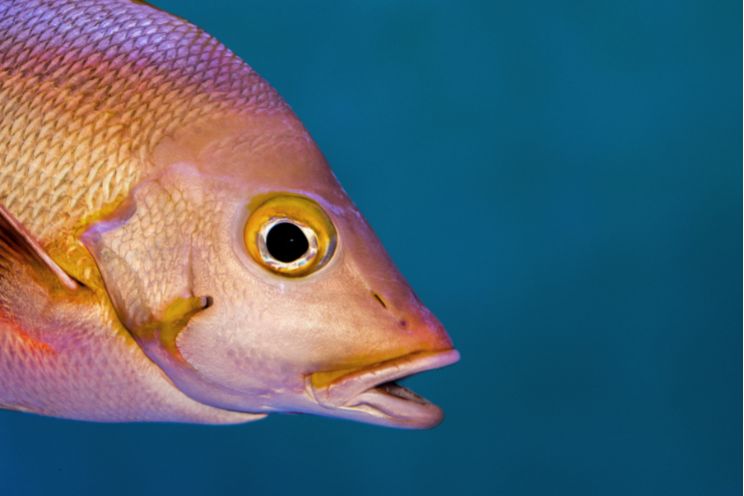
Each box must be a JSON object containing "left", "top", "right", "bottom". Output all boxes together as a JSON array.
[{"left": 0, "top": 0, "right": 288, "bottom": 242}]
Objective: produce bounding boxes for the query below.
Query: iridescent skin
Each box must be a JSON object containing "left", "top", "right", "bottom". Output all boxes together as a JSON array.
[{"left": 0, "top": 0, "right": 458, "bottom": 428}]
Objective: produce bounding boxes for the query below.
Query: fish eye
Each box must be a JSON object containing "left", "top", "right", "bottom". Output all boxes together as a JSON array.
[
  {"left": 265, "top": 221, "right": 312, "bottom": 263},
  {"left": 258, "top": 219, "right": 317, "bottom": 270},
  {"left": 244, "top": 194, "right": 337, "bottom": 277}
]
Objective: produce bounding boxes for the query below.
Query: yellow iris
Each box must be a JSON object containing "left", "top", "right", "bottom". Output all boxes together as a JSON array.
[{"left": 244, "top": 194, "right": 337, "bottom": 277}]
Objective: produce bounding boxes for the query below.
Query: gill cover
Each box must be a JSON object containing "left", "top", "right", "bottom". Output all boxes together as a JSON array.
[{"left": 80, "top": 164, "right": 240, "bottom": 406}]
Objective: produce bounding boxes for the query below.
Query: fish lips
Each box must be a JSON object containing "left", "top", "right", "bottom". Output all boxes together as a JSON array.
[{"left": 306, "top": 349, "right": 460, "bottom": 429}]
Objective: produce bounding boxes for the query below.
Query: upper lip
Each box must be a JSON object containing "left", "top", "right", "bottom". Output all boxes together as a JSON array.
[{"left": 306, "top": 349, "right": 460, "bottom": 428}]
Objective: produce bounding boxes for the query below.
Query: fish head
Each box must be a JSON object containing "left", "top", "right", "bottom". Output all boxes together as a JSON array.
[{"left": 83, "top": 112, "right": 458, "bottom": 428}]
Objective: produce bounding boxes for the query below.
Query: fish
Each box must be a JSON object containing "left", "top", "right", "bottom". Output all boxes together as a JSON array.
[{"left": 0, "top": 0, "right": 459, "bottom": 429}]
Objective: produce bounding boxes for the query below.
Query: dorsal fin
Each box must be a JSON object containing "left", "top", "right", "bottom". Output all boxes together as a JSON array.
[{"left": 0, "top": 204, "right": 79, "bottom": 291}]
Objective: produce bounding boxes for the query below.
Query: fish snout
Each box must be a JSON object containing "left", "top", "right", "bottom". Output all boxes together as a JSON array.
[
  {"left": 367, "top": 286, "right": 455, "bottom": 353},
  {"left": 299, "top": 278, "right": 459, "bottom": 428}
]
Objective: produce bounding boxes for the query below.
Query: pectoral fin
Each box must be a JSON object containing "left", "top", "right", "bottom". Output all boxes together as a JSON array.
[{"left": 0, "top": 204, "right": 79, "bottom": 291}]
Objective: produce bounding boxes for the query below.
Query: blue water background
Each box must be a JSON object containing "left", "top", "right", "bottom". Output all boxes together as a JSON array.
[{"left": 0, "top": 1, "right": 741, "bottom": 495}]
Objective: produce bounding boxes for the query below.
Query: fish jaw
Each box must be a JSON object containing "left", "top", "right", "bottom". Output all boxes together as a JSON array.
[{"left": 306, "top": 349, "right": 460, "bottom": 429}]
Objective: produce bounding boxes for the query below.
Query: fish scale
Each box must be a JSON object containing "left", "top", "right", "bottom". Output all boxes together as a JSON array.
[{"left": 0, "top": 0, "right": 283, "bottom": 252}]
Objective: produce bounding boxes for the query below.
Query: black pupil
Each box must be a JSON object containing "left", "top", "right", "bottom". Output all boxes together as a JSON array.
[{"left": 266, "top": 222, "right": 310, "bottom": 263}]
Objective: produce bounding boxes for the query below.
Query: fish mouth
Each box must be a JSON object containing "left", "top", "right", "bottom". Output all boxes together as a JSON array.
[{"left": 307, "top": 349, "right": 460, "bottom": 429}]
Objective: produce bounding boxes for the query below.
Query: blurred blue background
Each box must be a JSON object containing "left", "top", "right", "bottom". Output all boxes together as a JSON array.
[{"left": 0, "top": 1, "right": 740, "bottom": 495}]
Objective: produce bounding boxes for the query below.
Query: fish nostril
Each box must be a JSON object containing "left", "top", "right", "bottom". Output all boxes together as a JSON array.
[
  {"left": 398, "top": 319, "right": 408, "bottom": 329},
  {"left": 371, "top": 291, "right": 388, "bottom": 310}
]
